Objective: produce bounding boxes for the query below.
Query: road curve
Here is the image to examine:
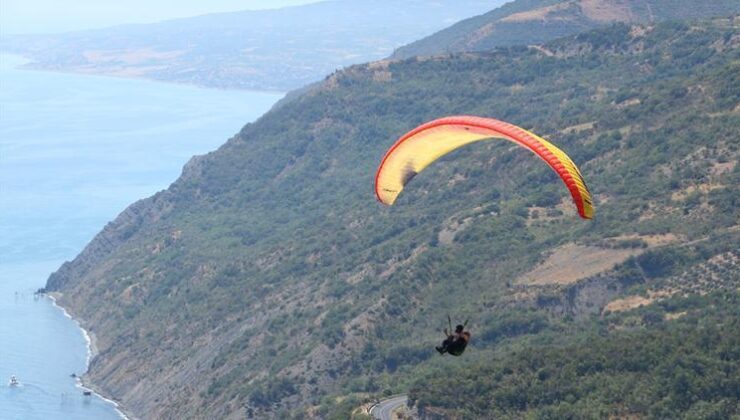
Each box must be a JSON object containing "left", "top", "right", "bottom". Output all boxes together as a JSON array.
[{"left": 370, "top": 395, "right": 408, "bottom": 420}]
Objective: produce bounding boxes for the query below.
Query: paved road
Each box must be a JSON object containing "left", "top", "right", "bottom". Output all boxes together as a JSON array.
[{"left": 370, "top": 395, "right": 408, "bottom": 420}]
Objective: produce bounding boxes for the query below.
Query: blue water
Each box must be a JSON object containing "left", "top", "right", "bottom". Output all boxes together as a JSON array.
[{"left": 0, "top": 54, "right": 283, "bottom": 419}]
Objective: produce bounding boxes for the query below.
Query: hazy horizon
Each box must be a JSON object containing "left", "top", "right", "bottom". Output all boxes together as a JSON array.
[{"left": 0, "top": 0, "right": 322, "bottom": 35}]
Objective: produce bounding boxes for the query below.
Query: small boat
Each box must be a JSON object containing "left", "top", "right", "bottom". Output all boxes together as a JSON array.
[
  {"left": 9, "top": 375, "right": 19, "bottom": 387},
  {"left": 82, "top": 390, "right": 92, "bottom": 396}
]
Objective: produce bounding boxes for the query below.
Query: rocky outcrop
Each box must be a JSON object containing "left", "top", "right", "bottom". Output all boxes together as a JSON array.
[{"left": 539, "top": 274, "right": 628, "bottom": 319}]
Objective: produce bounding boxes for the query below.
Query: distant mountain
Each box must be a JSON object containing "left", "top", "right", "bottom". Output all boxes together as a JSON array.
[
  {"left": 393, "top": 0, "right": 740, "bottom": 58},
  {"left": 46, "top": 14, "right": 739, "bottom": 418},
  {"left": 0, "top": 0, "right": 501, "bottom": 91}
]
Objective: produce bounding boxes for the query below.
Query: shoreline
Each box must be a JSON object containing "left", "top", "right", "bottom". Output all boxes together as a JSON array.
[
  {"left": 47, "top": 293, "right": 133, "bottom": 420},
  {"left": 1, "top": 52, "right": 287, "bottom": 95}
]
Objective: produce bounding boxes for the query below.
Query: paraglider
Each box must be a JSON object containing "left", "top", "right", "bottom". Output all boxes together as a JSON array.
[
  {"left": 436, "top": 317, "right": 471, "bottom": 356},
  {"left": 375, "top": 116, "right": 593, "bottom": 219}
]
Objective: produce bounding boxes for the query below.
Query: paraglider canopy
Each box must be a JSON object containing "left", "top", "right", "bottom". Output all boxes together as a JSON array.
[{"left": 375, "top": 116, "right": 593, "bottom": 219}]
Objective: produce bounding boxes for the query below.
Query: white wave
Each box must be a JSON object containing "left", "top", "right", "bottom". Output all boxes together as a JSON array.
[{"left": 47, "top": 295, "right": 130, "bottom": 420}]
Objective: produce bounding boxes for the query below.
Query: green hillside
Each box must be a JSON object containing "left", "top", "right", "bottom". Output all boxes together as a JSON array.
[
  {"left": 411, "top": 292, "right": 740, "bottom": 419},
  {"left": 47, "top": 17, "right": 739, "bottom": 419},
  {"left": 393, "top": 0, "right": 740, "bottom": 59}
]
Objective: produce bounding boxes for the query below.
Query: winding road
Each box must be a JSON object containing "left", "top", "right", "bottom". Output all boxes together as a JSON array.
[{"left": 370, "top": 395, "right": 408, "bottom": 420}]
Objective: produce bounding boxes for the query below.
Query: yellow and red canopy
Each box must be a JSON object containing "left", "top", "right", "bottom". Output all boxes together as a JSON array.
[{"left": 375, "top": 116, "right": 593, "bottom": 219}]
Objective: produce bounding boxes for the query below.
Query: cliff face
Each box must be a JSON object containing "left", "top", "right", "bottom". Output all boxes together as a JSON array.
[{"left": 48, "top": 17, "right": 739, "bottom": 419}]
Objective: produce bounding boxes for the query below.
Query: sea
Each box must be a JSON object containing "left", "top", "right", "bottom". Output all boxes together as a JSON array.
[{"left": 0, "top": 54, "right": 283, "bottom": 419}]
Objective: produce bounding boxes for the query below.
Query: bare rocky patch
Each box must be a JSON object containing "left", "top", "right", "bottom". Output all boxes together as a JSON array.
[
  {"left": 501, "top": 3, "right": 575, "bottom": 23},
  {"left": 516, "top": 234, "right": 680, "bottom": 286},
  {"left": 602, "top": 290, "right": 674, "bottom": 313},
  {"left": 516, "top": 244, "right": 641, "bottom": 286},
  {"left": 561, "top": 121, "right": 596, "bottom": 134},
  {"left": 438, "top": 218, "right": 473, "bottom": 245},
  {"left": 380, "top": 246, "right": 428, "bottom": 278},
  {"left": 579, "top": 0, "right": 633, "bottom": 23}
]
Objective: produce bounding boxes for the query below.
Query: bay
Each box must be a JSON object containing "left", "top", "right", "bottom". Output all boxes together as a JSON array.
[{"left": 0, "top": 53, "right": 283, "bottom": 419}]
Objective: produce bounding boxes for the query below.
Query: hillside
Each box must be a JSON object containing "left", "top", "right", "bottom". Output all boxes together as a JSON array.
[
  {"left": 392, "top": 0, "right": 740, "bottom": 59},
  {"left": 411, "top": 291, "right": 740, "bottom": 418},
  {"left": 0, "top": 0, "right": 499, "bottom": 91},
  {"left": 46, "top": 17, "right": 739, "bottom": 419}
]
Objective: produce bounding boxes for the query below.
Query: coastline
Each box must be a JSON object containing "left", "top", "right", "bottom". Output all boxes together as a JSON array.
[
  {"left": 47, "top": 293, "right": 133, "bottom": 420},
  {"left": 2, "top": 53, "right": 287, "bottom": 95},
  {"left": 1, "top": 55, "right": 286, "bottom": 419}
]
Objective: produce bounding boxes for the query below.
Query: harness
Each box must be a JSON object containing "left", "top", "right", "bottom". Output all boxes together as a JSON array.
[{"left": 445, "top": 315, "right": 471, "bottom": 356}]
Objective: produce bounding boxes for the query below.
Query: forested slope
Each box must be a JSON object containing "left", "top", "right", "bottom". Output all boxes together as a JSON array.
[
  {"left": 47, "top": 17, "right": 739, "bottom": 419},
  {"left": 393, "top": 0, "right": 740, "bottom": 59}
]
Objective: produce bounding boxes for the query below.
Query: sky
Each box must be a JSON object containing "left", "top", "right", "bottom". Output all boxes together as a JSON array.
[{"left": 0, "top": 0, "right": 321, "bottom": 34}]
